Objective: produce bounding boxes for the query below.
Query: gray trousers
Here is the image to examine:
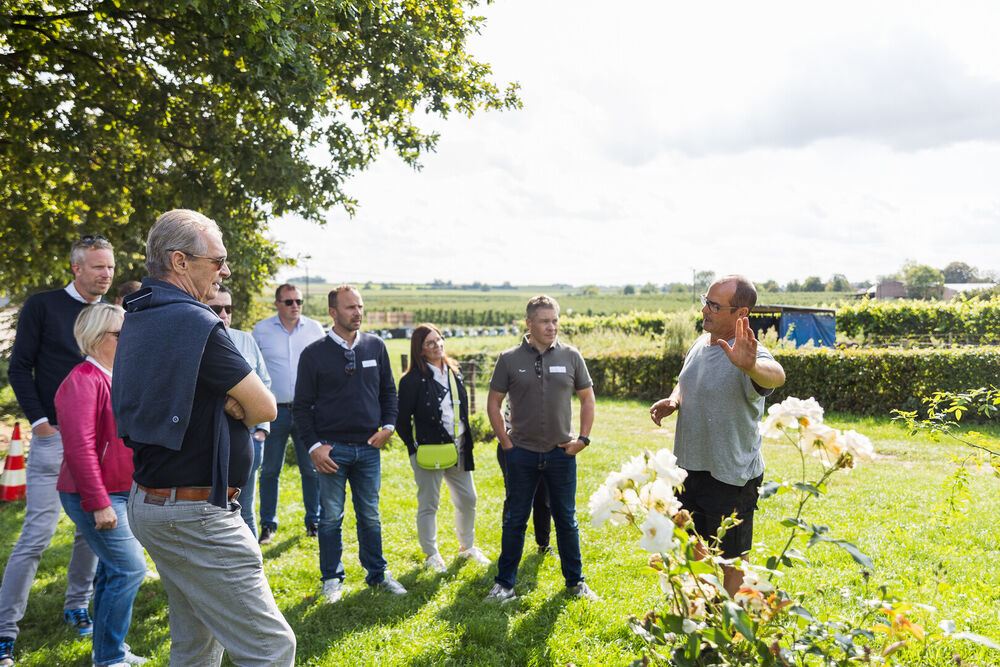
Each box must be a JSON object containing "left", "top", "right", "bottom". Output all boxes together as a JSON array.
[
  {"left": 0, "top": 430, "right": 97, "bottom": 638},
  {"left": 127, "top": 484, "right": 295, "bottom": 667},
  {"left": 408, "top": 453, "right": 478, "bottom": 556}
]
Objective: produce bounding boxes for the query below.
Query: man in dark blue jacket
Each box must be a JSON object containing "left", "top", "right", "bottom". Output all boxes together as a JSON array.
[
  {"left": 295, "top": 285, "right": 403, "bottom": 603},
  {"left": 114, "top": 209, "right": 294, "bottom": 666}
]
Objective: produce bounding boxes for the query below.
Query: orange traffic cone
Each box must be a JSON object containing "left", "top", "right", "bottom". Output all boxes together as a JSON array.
[{"left": 1, "top": 423, "right": 27, "bottom": 501}]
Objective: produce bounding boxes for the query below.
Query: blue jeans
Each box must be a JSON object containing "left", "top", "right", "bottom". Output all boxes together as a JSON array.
[
  {"left": 240, "top": 436, "right": 264, "bottom": 536},
  {"left": 60, "top": 492, "right": 145, "bottom": 666},
  {"left": 258, "top": 406, "right": 321, "bottom": 529},
  {"left": 495, "top": 446, "right": 583, "bottom": 589},
  {"left": 317, "top": 442, "right": 387, "bottom": 585}
]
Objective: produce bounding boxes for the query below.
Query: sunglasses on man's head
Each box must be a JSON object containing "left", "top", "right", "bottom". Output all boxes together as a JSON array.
[
  {"left": 79, "top": 234, "right": 109, "bottom": 244},
  {"left": 209, "top": 305, "right": 233, "bottom": 315},
  {"left": 282, "top": 299, "right": 303, "bottom": 307}
]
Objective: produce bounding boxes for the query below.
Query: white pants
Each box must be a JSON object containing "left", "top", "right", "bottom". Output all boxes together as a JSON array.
[{"left": 408, "top": 453, "right": 478, "bottom": 556}]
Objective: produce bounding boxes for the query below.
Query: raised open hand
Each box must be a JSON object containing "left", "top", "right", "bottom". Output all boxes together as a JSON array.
[{"left": 716, "top": 316, "right": 758, "bottom": 372}]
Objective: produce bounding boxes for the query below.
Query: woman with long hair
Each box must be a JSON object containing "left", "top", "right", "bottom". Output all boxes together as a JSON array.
[
  {"left": 397, "top": 324, "right": 491, "bottom": 572},
  {"left": 55, "top": 303, "right": 147, "bottom": 667}
]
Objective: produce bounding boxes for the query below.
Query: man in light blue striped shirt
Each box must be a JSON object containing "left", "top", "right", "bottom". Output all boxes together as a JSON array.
[{"left": 251, "top": 284, "right": 326, "bottom": 544}]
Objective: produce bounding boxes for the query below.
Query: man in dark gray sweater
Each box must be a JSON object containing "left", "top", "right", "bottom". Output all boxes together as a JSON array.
[
  {"left": 296, "top": 285, "right": 403, "bottom": 604},
  {"left": 1, "top": 236, "right": 113, "bottom": 662}
]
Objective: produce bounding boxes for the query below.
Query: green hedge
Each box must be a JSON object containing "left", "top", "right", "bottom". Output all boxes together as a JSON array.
[
  {"left": 459, "top": 346, "right": 1000, "bottom": 415},
  {"left": 836, "top": 297, "right": 1000, "bottom": 339}
]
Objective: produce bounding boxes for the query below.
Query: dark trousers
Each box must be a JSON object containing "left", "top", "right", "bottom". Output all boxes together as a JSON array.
[{"left": 496, "top": 443, "right": 551, "bottom": 548}]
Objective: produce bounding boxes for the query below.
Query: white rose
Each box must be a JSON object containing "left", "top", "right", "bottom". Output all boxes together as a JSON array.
[{"left": 638, "top": 511, "right": 677, "bottom": 554}]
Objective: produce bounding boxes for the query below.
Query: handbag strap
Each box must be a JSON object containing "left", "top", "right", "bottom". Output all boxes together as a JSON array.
[{"left": 448, "top": 368, "right": 461, "bottom": 443}]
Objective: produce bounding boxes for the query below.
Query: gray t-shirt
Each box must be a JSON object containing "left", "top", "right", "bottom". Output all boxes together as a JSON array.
[
  {"left": 489, "top": 337, "right": 592, "bottom": 453},
  {"left": 673, "top": 333, "right": 774, "bottom": 486}
]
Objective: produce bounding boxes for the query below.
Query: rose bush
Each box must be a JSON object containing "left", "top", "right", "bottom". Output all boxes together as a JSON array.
[{"left": 591, "top": 396, "right": 996, "bottom": 666}]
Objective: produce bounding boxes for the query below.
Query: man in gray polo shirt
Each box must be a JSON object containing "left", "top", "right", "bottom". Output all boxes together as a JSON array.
[
  {"left": 486, "top": 295, "right": 597, "bottom": 602},
  {"left": 650, "top": 275, "right": 785, "bottom": 596}
]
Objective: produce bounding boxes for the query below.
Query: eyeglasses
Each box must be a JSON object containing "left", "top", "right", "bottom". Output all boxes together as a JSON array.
[
  {"left": 281, "top": 299, "right": 303, "bottom": 307},
  {"left": 168, "top": 250, "right": 228, "bottom": 270},
  {"left": 344, "top": 348, "right": 356, "bottom": 375},
  {"left": 534, "top": 355, "right": 543, "bottom": 378},
  {"left": 209, "top": 305, "right": 233, "bottom": 315},
  {"left": 79, "top": 235, "right": 109, "bottom": 244},
  {"left": 105, "top": 330, "right": 121, "bottom": 338},
  {"left": 422, "top": 337, "right": 444, "bottom": 348},
  {"left": 700, "top": 294, "right": 738, "bottom": 314}
]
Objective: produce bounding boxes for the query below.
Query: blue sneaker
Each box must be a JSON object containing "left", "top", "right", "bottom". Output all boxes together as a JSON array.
[
  {"left": 0, "top": 635, "right": 14, "bottom": 667},
  {"left": 63, "top": 608, "right": 93, "bottom": 636}
]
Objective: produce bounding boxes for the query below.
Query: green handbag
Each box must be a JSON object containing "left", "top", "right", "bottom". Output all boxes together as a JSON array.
[{"left": 416, "top": 368, "right": 461, "bottom": 471}]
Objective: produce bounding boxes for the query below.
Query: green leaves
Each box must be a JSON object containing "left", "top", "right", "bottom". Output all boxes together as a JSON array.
[{"left": 0, "top": 0, "right": 519, "bottom": 304}]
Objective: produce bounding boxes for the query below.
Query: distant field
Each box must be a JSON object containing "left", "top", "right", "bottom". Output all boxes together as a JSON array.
[{"left": 260, "top": 284, "right": 853, "bottom": 325}]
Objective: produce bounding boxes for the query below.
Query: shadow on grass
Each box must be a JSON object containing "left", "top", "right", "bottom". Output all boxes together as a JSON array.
[
  {"left": 407, "top": 552, "right": 568, "bottom": 666},
  {"left": 284, "top": 565, "right": 446, "bottom": 664}
]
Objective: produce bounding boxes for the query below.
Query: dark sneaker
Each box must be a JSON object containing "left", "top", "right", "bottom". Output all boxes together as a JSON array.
[
  {"left": 63, "top": 608, "right": 93, "bottom": 635},
  {"left": 0, "top": 635, "right": 14, "bottom": 667},
  {"left": 258, "top": 524, "right": 276, "bottom": 545},
  {"left": 485, "top": 583, "right": 516, "bottom": 602},
  {"left": 306, "top": 523, "right": 319, "bottom": 538},
  {"left": 537, "top": 544, "right": 553, "bottom": 555}
]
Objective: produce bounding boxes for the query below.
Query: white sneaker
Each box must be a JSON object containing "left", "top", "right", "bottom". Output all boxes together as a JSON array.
[
  {"left": 457, "top": 546, "right": 491, "bottom": 566},
  {"left": 123, "top": 648, "right": 149, "bottom": 665},
  {"left": 376, "top": 574, "right": 407, "bottom": 595},
  {"left": 322, "top": 578, "right": 344, "bottom": 603},
  {"left": 568, "top": 581, "right": 600, "bottom": 601},
  {"left": 485, "top": 583, "right": 516, "bottom": 602},
  {"left": 424, "top": 553, "right": 447, "bottom": 573}
]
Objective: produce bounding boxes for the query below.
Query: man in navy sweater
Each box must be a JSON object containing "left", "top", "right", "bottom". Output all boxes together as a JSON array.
[
  {"left": 295, "top": 285, "right": 404, "bottom": 603},
  {"left": 2, "top": 236, "right": 114, "bottom": 663}
]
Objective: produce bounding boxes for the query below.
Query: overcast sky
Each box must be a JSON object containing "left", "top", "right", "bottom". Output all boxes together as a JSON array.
[{"left": 269, "top": 0, "right": 1000, "bottom": 287}]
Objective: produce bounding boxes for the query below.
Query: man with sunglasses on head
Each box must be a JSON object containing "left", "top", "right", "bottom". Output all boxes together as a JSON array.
[
  {"left": 649, "top": 275, "right": 785, "bottom": 597},
  {"left": 485, "top": 295, "right": 598, "bottom": 603},
  {"left": 251, "top": 283, "right": 325, "bottom": 544},
  {"left": 207, "top": 285, "right": 271, "bottom": 537},
  {"left": 294, "top": 285, "right": 405, "bottom": 603},
  {"left": 2, "top": 235, "right": 113, "bottom": 663}
]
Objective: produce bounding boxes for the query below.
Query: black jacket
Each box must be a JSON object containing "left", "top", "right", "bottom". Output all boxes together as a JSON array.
[{"left": 397, "top": 365, "right": 475, "bottom": 471}]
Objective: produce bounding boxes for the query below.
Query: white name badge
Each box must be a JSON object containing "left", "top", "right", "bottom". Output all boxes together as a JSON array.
[
  {"left": 549, "top": 366, "right": 567, "bottom": 373},
  {"left": 362, "top": 359, "right": 378, "bottom": 368}
]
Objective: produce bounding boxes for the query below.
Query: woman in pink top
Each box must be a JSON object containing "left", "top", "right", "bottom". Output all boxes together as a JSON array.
[{"left": 55, "top": 303, "right": 147, "bottom": 667}]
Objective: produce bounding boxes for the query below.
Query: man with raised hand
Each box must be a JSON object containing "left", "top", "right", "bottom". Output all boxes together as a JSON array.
[
  {"left": 1, "top": 236, "right": 113, "bottom": 663},
  {"left": 649, "top": 275, "right": 786, "bottom": 596},
  {"left": 252, "top": 283, "right": 325, "bottom": 544},
  {"left": 295, "top": 285, "right": 404, "bottom": 603},
  {"left": 207, "top": 285, "right": 271, "bottom": 537},
  {"left": 114, "top": 209, "right": 294, "bottom": 666},
  {"left": 486, "top": 295, "right": 598, "bottom": 602}
]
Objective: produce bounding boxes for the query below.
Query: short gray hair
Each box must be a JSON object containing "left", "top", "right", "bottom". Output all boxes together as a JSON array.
[
  {"left": 70, "top": 236, "right": 114, "bottom": 267},
  {"left": 526, "top": 295, "right": 559, "bottom": 319},
  {"left": 74, "top": 303, "right": 124, "bottom": 358},
  {"left": 145, "top": 209, "right": 220, "bottom": 279}
]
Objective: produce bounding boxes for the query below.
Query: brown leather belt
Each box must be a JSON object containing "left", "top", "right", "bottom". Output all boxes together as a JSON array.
[{"left": 138, "top": 484, "right": 241, "bottom": 502}]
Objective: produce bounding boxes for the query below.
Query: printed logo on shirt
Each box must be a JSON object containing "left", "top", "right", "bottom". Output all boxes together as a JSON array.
[
  {"left": 549, "top": 366, "right": 567, "bottom": 373},
  {"left": 362, "top": 359, "right": 377, "bottom": 368}
]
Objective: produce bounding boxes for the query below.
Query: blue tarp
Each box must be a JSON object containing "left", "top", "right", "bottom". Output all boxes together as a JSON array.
[{"left": 779, "top": 312, "right": 836, "bottom": 348}]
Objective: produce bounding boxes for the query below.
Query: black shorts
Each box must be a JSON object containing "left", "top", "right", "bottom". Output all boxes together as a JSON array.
[{"left": 676, "top": 470, "right": 763, "bottom": 559}]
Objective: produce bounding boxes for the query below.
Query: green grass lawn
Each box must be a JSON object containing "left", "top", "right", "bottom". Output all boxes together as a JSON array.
[{"left": 1, "top": 399, "right": 998, "bottom": 665}]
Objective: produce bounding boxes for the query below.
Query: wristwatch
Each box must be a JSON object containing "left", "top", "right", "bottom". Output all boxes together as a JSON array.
[{"left": 577, "top": 435, "right": 591, "bottom": 447}]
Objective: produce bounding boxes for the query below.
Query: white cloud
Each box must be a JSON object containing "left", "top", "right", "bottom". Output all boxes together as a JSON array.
[{"left": 269, "top": 0, "right": 1000, "bottom": 286}]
